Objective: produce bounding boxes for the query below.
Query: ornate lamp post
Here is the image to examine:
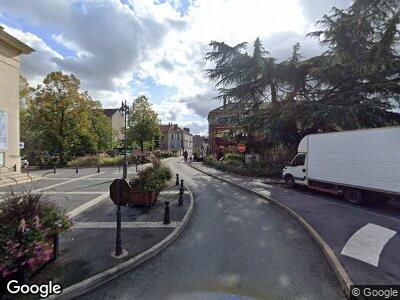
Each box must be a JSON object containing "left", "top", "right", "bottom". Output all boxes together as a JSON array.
[
  {"left": 120, "top": 100, "right": 131, "bottom": 180},
  {"left": 113, "top": 100, "right": 131, "bottom": 257}
]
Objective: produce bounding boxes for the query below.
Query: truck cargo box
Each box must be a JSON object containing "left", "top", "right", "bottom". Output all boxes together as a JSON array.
[{"left": 307, "top": 127, "right": 400, "bottom": 195}]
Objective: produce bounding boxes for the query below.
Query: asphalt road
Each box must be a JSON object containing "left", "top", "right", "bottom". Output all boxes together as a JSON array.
[{"left": 80, "top": 158, "right": 344, "bottom": 300}]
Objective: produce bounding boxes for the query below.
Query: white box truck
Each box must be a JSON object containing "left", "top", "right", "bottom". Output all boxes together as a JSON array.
[{"left": 282, "top": 127, "right": 400, "bottom": 204}]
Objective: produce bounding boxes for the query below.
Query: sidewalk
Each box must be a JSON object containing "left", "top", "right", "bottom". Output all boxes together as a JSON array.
[
  {"left": 190, "top": 162, "right": 400, "bottom": 296},
  {"left": 28, "top": 184, "right": 193, "bottom": 299}
]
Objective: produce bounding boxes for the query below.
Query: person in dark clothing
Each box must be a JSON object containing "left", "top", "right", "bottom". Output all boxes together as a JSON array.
[{"left": 183, "top": 150, "right": 188, "bottom": 162}]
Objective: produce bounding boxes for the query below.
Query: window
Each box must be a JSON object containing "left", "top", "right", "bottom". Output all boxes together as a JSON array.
[
  {"left": 170, "top": 134, "right": 174, "bottom": 140},
  {"left": 291, "top": 154, "right": 306, "bottom": 167},
  {"left": 177, "top": 134, "right": 180, "bottom": 139}
]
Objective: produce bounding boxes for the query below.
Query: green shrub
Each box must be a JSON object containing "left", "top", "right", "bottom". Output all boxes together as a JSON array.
[
  {"left": 129, "top": 164, "right": 172, "bottom": 193},
  {"left": 204, "top": 155, "right": 217, "bottom": 166},
  {"left": 67, "top": 154, "right": 150, "bottom": 167},
  {"left": 35, "top": 155, "right": 60, "bottom": 169},
  {"left": 224, "top": 153, "right": 242, "bottom": 162},
  {"left": 154, "top": 150, "right": 176, "bottom": 159},
  {"left": 67, "top": 155, "right": 102, "bottom": 167},
  {"left": 99, "top": 156, "right": 124, "bottom": 166},
  {"left": 204, "top": 154, "right": 282, "bottom": 178}
]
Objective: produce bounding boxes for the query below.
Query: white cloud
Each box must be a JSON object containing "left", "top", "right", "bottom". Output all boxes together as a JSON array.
[{"left": 0, "top": 0, "right": 351, "bottom": 134}]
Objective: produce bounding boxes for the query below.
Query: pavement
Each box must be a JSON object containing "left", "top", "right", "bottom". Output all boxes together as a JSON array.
[
  {"left": 189, "top": 162, "right": 400, "bottom": 289},
  {"left": 0, "top": 161, "right": 193, "bottom": 299},
  {"left": 80, "top": 158, "right": 345, "bottom": 300}
]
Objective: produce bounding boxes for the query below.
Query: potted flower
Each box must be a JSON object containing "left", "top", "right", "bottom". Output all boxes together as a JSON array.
[
  {"left": 128, "top": 157, "right": 172, "bottom": 207},
  {"left": 0, "top": 192, "right": 72, "bottom": 291}
]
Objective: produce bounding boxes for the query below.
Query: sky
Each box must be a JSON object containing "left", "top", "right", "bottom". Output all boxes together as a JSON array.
[{"left": 0, "top": 0, "right": 351, "bottom": 136}]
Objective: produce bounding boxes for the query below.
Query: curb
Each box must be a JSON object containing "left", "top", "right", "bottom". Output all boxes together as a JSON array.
[
  {"left": 53, "top": 186, "right": 194, "bottom": 299},
  {"left": 189, "top": 163, "right": 353, "bottom": 298}
]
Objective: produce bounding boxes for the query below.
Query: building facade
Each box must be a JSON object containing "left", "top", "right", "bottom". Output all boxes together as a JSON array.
[
  {"left": 208, "top": 101, "right": 240, "bottom": 154},
  {"left": 103, "top": 108, "right": 125, "bottom": 141},
  {"left": 160, "top": 123, "right": 193, "bottom": 156},
  {"left": 0, "top": 26, "right": 33, "bottom": 172},
  {"left": 193, "top": 135, "right": 209, "bottom": 158}
]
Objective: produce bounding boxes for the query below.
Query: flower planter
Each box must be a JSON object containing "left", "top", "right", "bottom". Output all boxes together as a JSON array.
[
  {"left": 129, "top": 188, "right": 159, "bottom": 207},
  {"left": 0, "top": 235, "right": 59, "bottom": 296}
]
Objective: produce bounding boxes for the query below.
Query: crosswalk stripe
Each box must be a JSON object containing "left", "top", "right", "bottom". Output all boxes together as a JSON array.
[{"left": 341, "top": 223, "right": 396, "bottom": 267}]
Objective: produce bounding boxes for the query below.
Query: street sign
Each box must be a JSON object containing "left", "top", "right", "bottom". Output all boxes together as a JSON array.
[
  {"left": 110, "top": 179, "right": 131, "bottom": 206},
  {"left": 237, "top": 143, "right": 246, "bottom": 153}
]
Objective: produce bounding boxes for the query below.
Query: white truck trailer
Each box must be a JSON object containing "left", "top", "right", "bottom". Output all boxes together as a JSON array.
[{"left": 282, "top": 127, "right": 400, "bottom": 204}]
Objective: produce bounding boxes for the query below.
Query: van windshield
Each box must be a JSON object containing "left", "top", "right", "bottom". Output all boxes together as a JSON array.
[{"left": 291, "top": 154, "right": 306, "bottom": 166}]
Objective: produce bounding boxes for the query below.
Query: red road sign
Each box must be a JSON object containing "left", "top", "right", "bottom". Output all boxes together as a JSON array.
[{"left": 237, "top": 143, "right": 246, "bottom": 153}]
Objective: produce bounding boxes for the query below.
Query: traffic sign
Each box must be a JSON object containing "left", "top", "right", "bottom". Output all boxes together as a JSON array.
[
  {"left": 110, "top": 179, "right": 131, "bottom": 206},
  {"left": 237, "top": 143, "right": 246, "bottom": 153}
]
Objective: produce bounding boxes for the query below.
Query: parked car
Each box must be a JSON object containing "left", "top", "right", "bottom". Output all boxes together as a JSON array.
[
  {"left": 20, "top": 157, "right": 29, "bottom": 169},
  {"left": 282, "top": 127, "right": 400, "bottom": 205}
]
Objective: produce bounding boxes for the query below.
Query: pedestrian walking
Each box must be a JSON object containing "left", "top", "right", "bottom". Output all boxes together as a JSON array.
[{"left": 183, "top": 150, "right": 188, "bottom": 162}]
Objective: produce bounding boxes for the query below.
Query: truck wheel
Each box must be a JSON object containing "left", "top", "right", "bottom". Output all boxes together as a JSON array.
[
  {"left": 344, "top": 188, "right": 362, "bottom": 205},
  {"left": 285, "top": 175, "right": 295, "bottom": 188}
]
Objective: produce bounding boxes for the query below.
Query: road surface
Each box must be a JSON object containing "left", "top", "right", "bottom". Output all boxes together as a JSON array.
[{"left": 80, "top": 158, "right": 344, "bottom": 299}]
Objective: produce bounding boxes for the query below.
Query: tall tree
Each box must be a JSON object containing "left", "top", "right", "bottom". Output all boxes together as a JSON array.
[
  {"left": 205, "top": 0, "right": 400, "bottom": 157},
  {"left": 23, "top": 72, "right": 115, "bottom": 164},
  {"left": 127, "top": 95, "right": 161, "bottom": 154},
  {"left": 305, "top": 0, "right": 400, "bottom": 131}
]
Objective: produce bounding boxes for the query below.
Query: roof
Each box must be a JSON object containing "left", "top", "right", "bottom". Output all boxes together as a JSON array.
[
  {"left": 160, "top": 124, "right": 193, "bottom": 136},
  {"left": 160, "top": 124, "right": 172, "bottom": 133},
  {"left": 0, "top": 26, "right": 34, "bottom": 54},
  {"left": 103, "top": 108, "right": 119, "bottom": 117}
]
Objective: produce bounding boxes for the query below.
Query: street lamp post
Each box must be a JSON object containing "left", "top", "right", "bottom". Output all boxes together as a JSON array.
[{"left": 114, "top": 100, "right": 131, "bottom": 257}]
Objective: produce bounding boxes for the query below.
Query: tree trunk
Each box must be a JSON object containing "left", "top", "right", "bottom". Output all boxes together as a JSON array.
[
  {"left": 140, "top": 142, "right": 144, "bottom": 154},
  {"left": 271, "top": 83, "right": 277, "bottom": 104}
]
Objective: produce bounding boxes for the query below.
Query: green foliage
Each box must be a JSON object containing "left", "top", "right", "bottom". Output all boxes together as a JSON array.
[
  {"left": 20, "top": 72, "right": 116, "bottom": 165},
  {"left": 66, "top": 154, "right": 150, "bottom": 167},
  {"left": 0, "top": 192, "right": 72, "bottom": 277},
  {"left": 153, "top": 150, "right": 176, "bottom": 159},
  {"left": 34, "top": 155, "right": 60, "bottom": 169},
  {"left": 127, "top": 96, "right": 161, "bottom": 154},
  {"left": 204, "top": 155, "right": 284, "bottom": 178},
  {"left": 224, "top": 153, "right": 242, "bottom": 162},
  {"left": 129, "top": 164, "right": 172, "bottom": 193},
  {"left": 205, "top": 0, "right": 400, "bottom": 155}
]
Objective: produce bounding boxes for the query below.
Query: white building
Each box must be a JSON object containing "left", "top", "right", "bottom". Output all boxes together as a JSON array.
[
  {"left": 160, "top": 123, "right": 193, "bottom": 156},
  {"left": 0, "top": 26, "right": 33, "bottom": 172}
]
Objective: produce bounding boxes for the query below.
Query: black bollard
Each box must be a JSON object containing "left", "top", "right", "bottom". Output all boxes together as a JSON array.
[
  {"left": 76, "top": 165, "right": 79, "bottom": 173},
  {"left": 53, "top": 166, "right": 56, "bottom": 174},
  {"left": 180, "top": 179, "right": 184, "bottom": 189},
  {"left": 13, "top": 164, "right": 17, "bottom": 172},
  {"left": 178, "top": 188, "right": 183, "bottom": 206},
  {"left": 135, "top": 162, "right": 138, "bottom": 172},
  {"left": 163, "top": 201, "right": 170, "bottom": 224},
  {"left": 176, "top": 174, "right": 179, "bottom": 186},
  {"left": 97, "top": 164, "right": 100, "bottom": 173},
  {"left": 53, "top": 235, "right": 60, "bottom": 260}
]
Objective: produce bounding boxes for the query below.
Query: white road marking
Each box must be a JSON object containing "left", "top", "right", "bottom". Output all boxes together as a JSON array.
[
  {"left": 73, "top": 221, "right": 179, "bottom": 228},
  {"left": 67, "top": 193, "right": 109, "bottom": 218},
  {"left": 160, "top": 190, "right": 188, "bottom": 195},
  {"left": 0, "top": 191, "right": 107, "bottom": 195},
  {"left": 33, "top": 172, "right": 106, "bottom": 193},
  {"left": 341, "top": 223, "right": 396, "bottom": 267},
  {"left": 41, "top": 177, "right": 113, "bottom": 181}
]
